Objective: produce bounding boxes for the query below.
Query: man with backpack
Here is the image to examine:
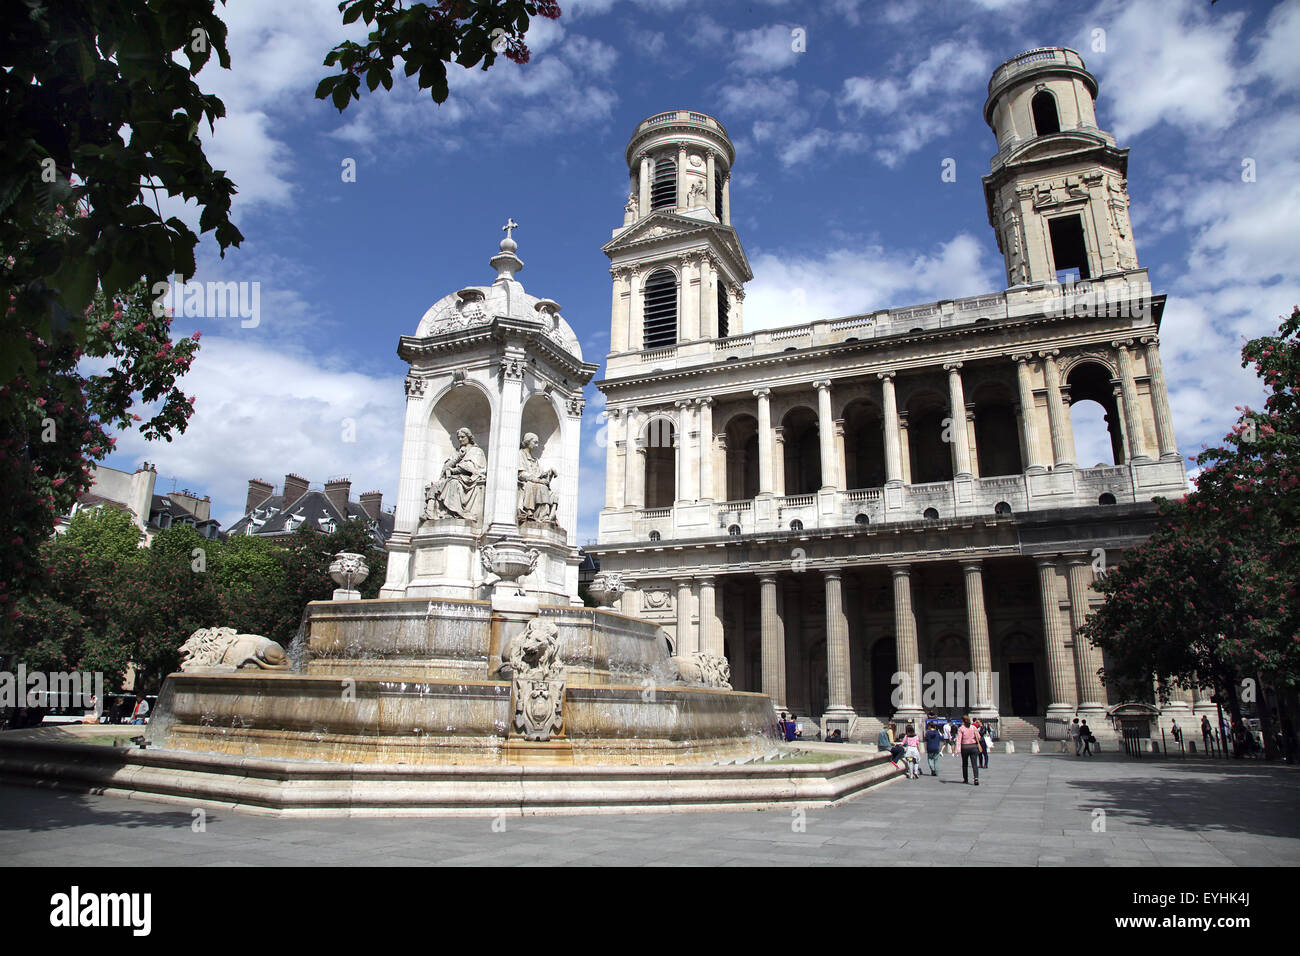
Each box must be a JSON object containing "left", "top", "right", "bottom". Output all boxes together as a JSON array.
[{"left": 924, "top": 723, "right": 943, "bottom": 776}]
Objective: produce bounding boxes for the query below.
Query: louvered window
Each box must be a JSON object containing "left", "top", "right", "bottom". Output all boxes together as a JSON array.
[
  {"left": 714, "top": 169, "right": 724, "bottom": 218},
  {"left": 651, "top": 157, "right": 676, "bottom": 210},
  {"left": 643, "top": 269, "right": 678, "bottom": 348},
  {"left": 717, "top": 284, "right": 729, "bottom": 339}
]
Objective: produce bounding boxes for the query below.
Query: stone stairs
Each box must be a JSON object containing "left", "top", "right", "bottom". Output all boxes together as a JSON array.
[{"left": 997, "top": 716, "right": 1046, "bottom": 744}]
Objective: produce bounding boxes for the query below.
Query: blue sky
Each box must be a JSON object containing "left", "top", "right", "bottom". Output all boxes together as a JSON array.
[{"left": 102, "top": 0, "right": 1300, "bottom": 543}]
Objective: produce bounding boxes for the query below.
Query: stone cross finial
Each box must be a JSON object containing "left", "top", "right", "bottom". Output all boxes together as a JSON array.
[{"left": 502, "top": 218, "right": 519, "bottom": 240}]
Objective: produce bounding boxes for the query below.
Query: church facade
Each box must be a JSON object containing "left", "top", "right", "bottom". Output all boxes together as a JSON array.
[{"left": 587, "top": 48, "right": 1205, "bottom": 741}]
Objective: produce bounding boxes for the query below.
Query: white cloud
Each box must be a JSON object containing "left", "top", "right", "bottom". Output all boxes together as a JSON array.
[
  {"left": 732, "top": 24, "right": 803, "bottom": 74},
  {"left": 840, "top": 38, "right": 991, "bottom": 166},
  {"left": 1250, "top": 0, "right": 1300, "bottom": 92},
  {"left": 743, "top": 233, "right": 998, "bottom": 331},
  {"left": 1081, "top": 0, "right": 1248, "bottom": 141}
]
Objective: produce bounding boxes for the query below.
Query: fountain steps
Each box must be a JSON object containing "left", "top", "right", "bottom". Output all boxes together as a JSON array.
[{"left": 0, "top": 738, "right": 901, "bottom": 817}]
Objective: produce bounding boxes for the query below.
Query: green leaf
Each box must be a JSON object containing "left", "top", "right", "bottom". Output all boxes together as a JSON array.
[{"left": 52, "top": 254, "right": 98, "bottom": 315}]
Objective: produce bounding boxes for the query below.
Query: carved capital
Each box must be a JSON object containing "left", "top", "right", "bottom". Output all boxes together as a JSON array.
[
  {"left": 1010, "top": 352, "right": 1034, "bottom": 364},
  {"left": 1111, "top": 338, "right": 1136, "bottom": 351},
  {"left": 943, "top": 361, "right": 964, "bottom": 373},
  {"left": 404, "top": 374, "right": 426, "bottom": 398},
  {"left": 752, "top": 387, "right": 771, "bottom": 399},
  {"left": 813, "top": 379, "right": 832, "bottom": 391},
  {"left": 876, "top": 370, "right": 896, "bottom": 382},
  {"left": 695, "top": 396, "right": 714, "bottom": 408},
  {"left": 500, "top": 359, "right": 526, "bottom": 381},
  {"left": 566, "top": 395, "right": 586, "bottom": 417}
]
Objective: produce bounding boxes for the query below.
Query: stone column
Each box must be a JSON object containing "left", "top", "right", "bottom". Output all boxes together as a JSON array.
[
  {"left": 878, "top": 372, "right": 903, "bottom": 484},
  {"left": 674, "top": 400, "right": 693, "bottom": 504},
  {"left": 699, "top": 575, "right": 721, "bottom": 657},
  {"left": 1036, "top": 557, "right": 1077, "bottom": 720},
  {"left": 610, "top": 269, "right": 629, "bottom": 353},
  {"left": 772, "top": 426, "right": 786, "bottom": 496},
  {"left": 733, "top": 286, "right": 744, "bottom": 334},
  {"left": 1039, "top": 349, "right": 1073, "bottom": 469},
  {"left": 1114, "top": 339, "right": 1151, "bottom": 461},
  {"left": 628, "top": 269, "right": 643, "bottom": 351},
  {"left": 681, "top": 254, "right": 699, "bottom": 341},
  {"left": 486, "top": 356, "right": 527, "bottom": 536},
  {"left": 823, "top": 569, "right": 855, "bottom": 718},
  {"left": 961, "top": 560, "right": 997, "bottom": 717},
  {"left": 676, "top": 142, "right": 688, "bottom": 209},
  {"left": 814, "top": 380, "right": 837, "bottom": 490},
  {"left": 760, "top": 573, "right": 786, "bottom": 709},
  {"left": 604, "top": 408, "right": 622, "bottom": 509},
  {"left": 890, "top": 564, "right": 924, "bottom": 722},
  {"left": 702, "top": 256, "right": 717, "bottom": 341},
  {"left": 834, "top": 419, "right": 847, "bottom": 489},
  {"left": 965, "top": 403, "right": 980, "bottom": 479},
  {"left": 1012, "top": 354, "right": 1045, "bottom": 471},
  {"left": 638, "top": 157, "right": 651, "bottom": 218},
  {"left": 1066, "top": 556, "right": 1106, "bottom": 716},
  {"left": 706, "top": 152, "right": 716, "bottom": 212},
  {"left": 1141, "top": 335, "right": 1179, "bottom": 459},
  {"left": 898, "top": 414, "right": 912, "bottom": 484},
  {"left": 1111, "top": 383, "right": 1131, "bottom": 463},
  {"left": 754, "top": 387, "right": 774, "bottom": 495},
  {"left": 623, "top": 407, "right": 640, "bottom": 508},
  {"left": 944, "top": 362, "right": 972, "bottom": 478},
  {"left": 696, "top": 397, "right": 714, "bottom": 501},
  {"left": 722, "top": 174, "right": 731, "bottom": 225},
  {"left": 676, "top": 576, "right": 695, "bottom": 654}
]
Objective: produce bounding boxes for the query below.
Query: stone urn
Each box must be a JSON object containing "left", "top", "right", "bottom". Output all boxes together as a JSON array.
[
  {"left": 480, "top": 540, "right": 539, "bottom": 597},
  {"left": 587, "top": 571, "right": 626, "bottom": 609},
  {"left": 329, "top": 551, "right": 369, "bottom": 601}
]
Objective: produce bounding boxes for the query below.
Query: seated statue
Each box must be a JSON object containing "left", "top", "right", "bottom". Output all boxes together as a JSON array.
[
  {"left": 517, "top": 432, "right": 558, "bottom": 526},
  {"left": 424, "top": 427, "right": 487, "bottom": 524}
]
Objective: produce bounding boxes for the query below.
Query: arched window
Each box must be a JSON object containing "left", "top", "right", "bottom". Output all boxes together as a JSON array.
[
  {"left": 651, "top": 156, "right": 676, "bottom": 209},
  {"left": 854, "top": 513, "right": 869, "bottom": 525},
  {"left": 728, "top": 524, "right": 741, "bottom": 536},
  {"left": 649, "top": 530, "right": 661, "bottom": 542},
  {"left": 994, "top": 501, "right": 1012, "bottom": 516},
  {"left": 717, "top": 284, "right": 729, "bottom": 339},
  {"left": 1032, "top": 90, "right": 1060, "bottom": 135},
  {"left": 790, "top": 519, "right": 804, "bottom": 531},
  {"left": 1099, "top": 493, "right": 1117, "bottom": 506},
  {"left": 923, "top": 507, "right": 940, "bottom": 520},
  {"left": 642, "top": 269, "right": 678, "bottom": 348}
]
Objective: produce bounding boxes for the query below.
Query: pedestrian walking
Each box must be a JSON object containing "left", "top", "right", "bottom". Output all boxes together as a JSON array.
[
  {"left": 1070, "top": 717, "right": 1082, "bottom": 755},
  {"left": 1201, "top": 715, "right": 1213, "bottom": 754},
  {"left": 1079, "top": 718, "right": 1094, "bottom": 756},
  {"left": 940, "top": 719, "right": 953, "bottom": 756},
  {"left": 980, "top": 721, "right": 993, "bottom": 768},
  {"left": 955, "top": 715, "right": 981, "bottom": 785},
  {"left": 902, "top": 724, "right": 923, "bottom": 779},
  {"left": 924, "top": 723, "right": 943, "bottom": 776}
]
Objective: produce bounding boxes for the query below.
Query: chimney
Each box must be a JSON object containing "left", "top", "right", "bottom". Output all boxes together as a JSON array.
[
  {"left": 283, "top": 473, "right": 309, "bottom": 507},
  {"left": 246, "top": 478, "right": 274, "bottom": 514},
  {"left": 324, "top": 477, "right": 351, "bottom": 517},
  {"left": 360, "top": 490, "right": 383, "bottom": 522}
]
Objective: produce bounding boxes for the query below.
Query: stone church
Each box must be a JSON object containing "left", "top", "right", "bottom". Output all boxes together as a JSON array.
[{"left": 587, "top": 47, "right": 1205, "bottom": 742}]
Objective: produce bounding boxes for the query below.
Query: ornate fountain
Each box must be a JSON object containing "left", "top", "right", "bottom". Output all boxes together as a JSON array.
[{"left": 145, "top": 228, "right": 784, "bottom": 770}]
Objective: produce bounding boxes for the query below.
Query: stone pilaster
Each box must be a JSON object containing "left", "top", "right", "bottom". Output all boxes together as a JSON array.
[
  {"left": 1066, "top": 556, "right": 1107, "bottom": 716},
  {"left": 1141, "top": 335, "right": 1179, "bottom": 459},
  {"left": 1013, "top": 354, "right": 1045, "bottom": 471},
  {"left": 1114, "top": 339, "right": 1150, "bottom": 460}
]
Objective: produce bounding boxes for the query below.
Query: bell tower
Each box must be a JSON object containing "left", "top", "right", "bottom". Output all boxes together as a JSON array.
[
  {"left": 603, "top": 110, "right": 752, "bottom": 355},
  {"left": 982, "top": 48, "right": 1139, "bottom": 288}
]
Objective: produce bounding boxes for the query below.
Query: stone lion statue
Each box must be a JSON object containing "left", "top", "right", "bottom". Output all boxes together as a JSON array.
[
  {"left": 673, "top": 652, "right": 732, "bottom": 689},
  {"left": 498, "top": 618, "right": 563, "bottom": 681},
  {"left": 179, "top": 627, "right": 289, "bottom": 673}
]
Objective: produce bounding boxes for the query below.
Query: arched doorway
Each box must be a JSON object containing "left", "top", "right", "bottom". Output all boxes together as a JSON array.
[
  {"left": 1067, "top": 361, "right": 1124, "bottom": 466},
  {"left": 724, "top": 413, "right": 759, "bottom": 500},
  {"left": 843, "top": 398, "right": 886, "bottom": 489},
  {"left": 971, "top": 383, "right": 1023, "bottom": 477},
  {"left": 643, "top": 417, "right": 676, "bottom": 508},
  {"left": 907, "top": 392, "right": 953, "bottom": 484},
  {"left": 780, "top": 406, "right": 821, "bottom": 494}
]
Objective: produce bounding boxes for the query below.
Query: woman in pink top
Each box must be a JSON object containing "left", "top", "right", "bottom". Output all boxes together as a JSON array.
[{"left": 955, "top": 715, "right": 981, "bottom": 785}]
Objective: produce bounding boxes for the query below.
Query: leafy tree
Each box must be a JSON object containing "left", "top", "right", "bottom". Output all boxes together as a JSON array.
[
  {"left": 317, "top": 0, "right": 562, "bottom": 109},
  {"left": 0, "top": 279, "right": 199, "bottom": 632},
  {"left": 58, "top": 506, "right": 143, "bottom": 563}
]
